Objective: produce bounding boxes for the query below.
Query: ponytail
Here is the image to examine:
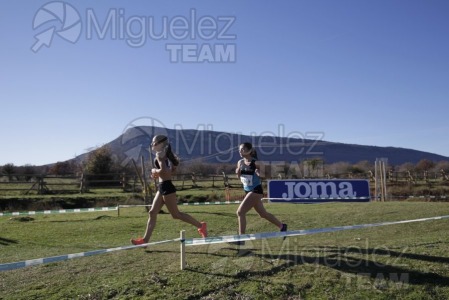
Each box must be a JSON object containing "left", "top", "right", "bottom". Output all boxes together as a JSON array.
[
  {"left": 166, "top": 143, "right": 180, "bottom": 166},
  {"left": 251, "top": 148, "right": 258, "bottom": 160}
]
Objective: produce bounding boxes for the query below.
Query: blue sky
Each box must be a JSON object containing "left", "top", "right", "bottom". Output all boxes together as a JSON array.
[{"left": 1, "top": 0, "right": 449, "bottom": 166}]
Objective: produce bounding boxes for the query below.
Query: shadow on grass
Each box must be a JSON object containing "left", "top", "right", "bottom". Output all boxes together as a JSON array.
[
  {"left": 180, "top": 210, "right": 236, "bottom": 218},
  {"left": 186, "top": 240, "right": 449, "bottom": 288},
  {"left": 0, "top": 237, "right": 18, "bottom": 245},
  {"left": 322, "top": 243, "right": 449, "bottom": 265},
  {"left": 47, "top": 215, "right": 118, "bottom": 222}
]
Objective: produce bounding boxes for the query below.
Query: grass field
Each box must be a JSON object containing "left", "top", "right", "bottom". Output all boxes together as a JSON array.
[{"left": 1, "top": 201, "right": 449, "bottom": 299}]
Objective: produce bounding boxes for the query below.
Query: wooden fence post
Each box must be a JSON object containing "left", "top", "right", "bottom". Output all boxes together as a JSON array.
[
  {"left": 79, "top": 173, "right": 85, "bottom": 193},
  {"left": 121, "top": 173, "right": 126, "bottom": 191},
  {"left": 141, "top": 156, "right": 150, "bottom": 212},
  {"left": 38, "top": 176, "right": 44, "bottom": 195}
]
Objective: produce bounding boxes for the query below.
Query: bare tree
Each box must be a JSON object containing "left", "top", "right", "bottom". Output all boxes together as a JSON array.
[
  {"left": 415, "top": 159, "right": 435, "bottom": 172},
  {"left": 1, "top": 163, "right": 15, "bottom": 181}
]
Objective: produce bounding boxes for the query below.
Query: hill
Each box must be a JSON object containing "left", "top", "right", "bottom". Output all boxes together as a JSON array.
[{"left": 73, "top": 126, "right": 449, "bottom": 167}]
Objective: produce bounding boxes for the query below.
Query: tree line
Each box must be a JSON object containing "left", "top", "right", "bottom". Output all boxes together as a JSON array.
[{"left": 1, "top": 146, "right": 449, "bottom": 182}]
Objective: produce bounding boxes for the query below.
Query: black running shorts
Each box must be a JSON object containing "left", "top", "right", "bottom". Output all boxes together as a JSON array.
[
  {"left": 158, "top": 180, "right": 177, "bottom": 195},
  {"left": 245, "top": 184, "right": 263, "bottom": 195}
]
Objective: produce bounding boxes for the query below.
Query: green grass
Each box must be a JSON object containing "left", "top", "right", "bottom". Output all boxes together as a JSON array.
[{"left": 2, "top": 202, "right": 449, "bottom": 299}]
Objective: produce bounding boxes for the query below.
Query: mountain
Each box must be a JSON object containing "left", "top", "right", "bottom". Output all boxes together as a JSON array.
[{"left": 73, "top": 126, "right": 449, "bottom": 167}]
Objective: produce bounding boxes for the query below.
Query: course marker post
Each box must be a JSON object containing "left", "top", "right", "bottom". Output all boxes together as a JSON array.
[
  {"left": 375, "top": 158, "right": 388, "bottom": 201},
  {"left": 180, "top": 230, "right": 186, "bottom": 270}
]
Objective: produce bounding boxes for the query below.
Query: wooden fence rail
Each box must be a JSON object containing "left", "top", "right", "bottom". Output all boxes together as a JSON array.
[
  {"left": 1, "top": 171, "right": 448, "bottom": 196},
  {"left": 0, "top": 172, "right": 239, "bottom": 195}
]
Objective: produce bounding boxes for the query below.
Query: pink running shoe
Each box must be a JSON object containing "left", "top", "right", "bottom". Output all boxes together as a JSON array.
[
  {"left": 131, "top": 237, "right": 146, "bottom": 245},
  {"left": 197, "top": 222, "right": 208, "bottom": 238}
]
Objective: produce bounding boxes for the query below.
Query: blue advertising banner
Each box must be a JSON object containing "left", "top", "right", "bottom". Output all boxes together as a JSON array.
[{"left": 267, "top": 179, "right": 371, "bottom": 203}]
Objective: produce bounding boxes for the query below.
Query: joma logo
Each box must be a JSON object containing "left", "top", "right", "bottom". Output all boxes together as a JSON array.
[{"left": 282, "top": 181, "right": 357, "bottom": 199}]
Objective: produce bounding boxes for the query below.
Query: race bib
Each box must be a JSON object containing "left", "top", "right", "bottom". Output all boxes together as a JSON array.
[{"left": 240, "top": 174, "right": 253, "bottom": 187}]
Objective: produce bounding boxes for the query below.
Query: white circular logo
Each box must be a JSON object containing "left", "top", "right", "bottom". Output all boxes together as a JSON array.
[
  {"left": 120, "top": 117, "right": 169, "bottom": 167},
  {"left": 31, "top": 1, "right": 82, "bottom": 52}
]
